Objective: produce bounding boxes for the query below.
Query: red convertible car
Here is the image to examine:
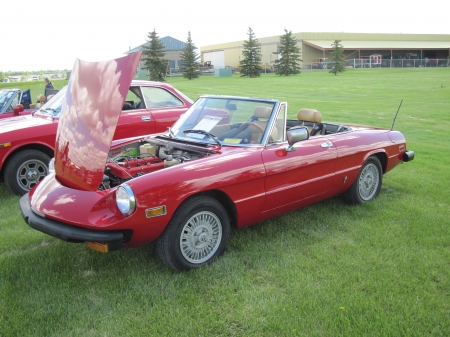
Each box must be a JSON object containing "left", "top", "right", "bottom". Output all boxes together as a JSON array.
[
  {"left": 19, "top": 54, "right": 415, "bottom": 271},
  {"left": 0, "top": 53, "right": 192, "bottom": 195}
]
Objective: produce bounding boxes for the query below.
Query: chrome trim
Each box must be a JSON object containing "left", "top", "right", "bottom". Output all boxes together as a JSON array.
[{"left": 320, "top": 141, "right": 333, "bottom": 148}]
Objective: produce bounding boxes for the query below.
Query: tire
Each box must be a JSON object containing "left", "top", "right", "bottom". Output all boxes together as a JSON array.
[
  {"left": 156, "top": 196, "right": 230, "bottom": 271},
  {"left": 342, "top": 156, "right": 383, "bottom": 205},
  {"left": 4, "top": 150, "right": 50, "bottom": 195}
]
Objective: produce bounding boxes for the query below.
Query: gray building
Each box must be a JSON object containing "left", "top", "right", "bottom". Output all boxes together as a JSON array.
[{"left": 125, "top": 36, "right": 186, "bottom": 77}]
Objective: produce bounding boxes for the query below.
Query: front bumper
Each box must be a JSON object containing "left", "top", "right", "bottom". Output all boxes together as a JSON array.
[{"left": 19, "top": 194, "right": 124, "bottom": 251}]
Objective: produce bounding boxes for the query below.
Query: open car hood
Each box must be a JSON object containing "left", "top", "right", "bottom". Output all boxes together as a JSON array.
[{"left": 54, "top": 52, "right": 142, "bottom": 191}]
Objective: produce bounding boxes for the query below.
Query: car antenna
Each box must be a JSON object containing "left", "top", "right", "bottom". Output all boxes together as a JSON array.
[{"left": 391, "top": 99, "right": 403, "bottom": 131}]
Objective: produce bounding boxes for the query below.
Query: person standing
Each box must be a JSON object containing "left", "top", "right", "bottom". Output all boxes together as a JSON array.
[{"left": 44, "top": 78, "right": 54, "bottom": 89}]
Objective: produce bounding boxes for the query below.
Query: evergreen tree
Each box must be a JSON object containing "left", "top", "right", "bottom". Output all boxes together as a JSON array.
[
  {"left": 240, "top": 27, "right": 263, "bottom": 78},
  {"left": 329, "top": 40, "right": 345, "bottom": 75},
  {"left": 180, "top": 31, "right": 201, "bottom": 80},
  {"left": 274, "top": 29, "right": 302, "bottom": 76},
  {"left": 143, "top": 29, "right": 167, "bottom": 82}
]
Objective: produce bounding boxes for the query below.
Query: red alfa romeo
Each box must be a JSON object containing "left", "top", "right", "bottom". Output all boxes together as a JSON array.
[{"left": 20, "top": 54, "right": 414, "bottom": 271}]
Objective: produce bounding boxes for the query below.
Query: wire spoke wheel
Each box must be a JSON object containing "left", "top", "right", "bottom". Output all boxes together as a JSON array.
[
  {"left": 156, "top": 196, "right": 230, "bottom": 271},
  {"left": 342, "top": 156, "right": 383, "bottom": 205},
  {"left": 180, "top": 211, "right": 222, "bottom": 264},
  {"left": 358, "top": 163, "right": 380, "bottom": 201}
]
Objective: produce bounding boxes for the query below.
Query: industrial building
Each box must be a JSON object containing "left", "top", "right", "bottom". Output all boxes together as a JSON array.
[
  {"left": 125, "top": 36, "right": 187, "bottom": 77},
  {"left": 200, "top": 32, "right": 450, "bottom": 70}
]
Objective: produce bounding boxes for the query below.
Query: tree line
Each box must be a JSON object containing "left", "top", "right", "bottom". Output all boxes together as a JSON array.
[{"left": 140, "top": 29, "right": 347, "bottom": 82}]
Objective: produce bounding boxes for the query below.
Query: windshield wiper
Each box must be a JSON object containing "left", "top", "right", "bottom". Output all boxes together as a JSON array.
[{"left": 183, "top": 129, "right": 222, "bottom": 147}]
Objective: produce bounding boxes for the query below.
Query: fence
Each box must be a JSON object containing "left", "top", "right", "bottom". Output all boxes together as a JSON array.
[{"left": 304, "top": 58, "right": 450, "bottom": 70}]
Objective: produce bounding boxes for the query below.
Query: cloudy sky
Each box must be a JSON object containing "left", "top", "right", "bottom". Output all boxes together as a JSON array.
[{"left": 2, "top": 0, "right": 449, "bottom": 72}]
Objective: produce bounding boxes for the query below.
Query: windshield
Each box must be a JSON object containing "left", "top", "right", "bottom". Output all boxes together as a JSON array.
[
  {"left": 35, "top": 86, "right": 67, "bottom": 117},
  {"left": 0, "top": 90, "right": 16, "bottom": 112},
  {"left": 170, "top": 96, "right": 277, "bottom": 145}
]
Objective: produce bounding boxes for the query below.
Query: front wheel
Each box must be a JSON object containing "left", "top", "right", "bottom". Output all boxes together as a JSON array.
[
  {"left": 156, "top": 196, "right": 230, "bottom": 271},
  {"left": 4, "top": 150, "right": 50, "bottom": 195},
  {"left": 342, "top": 156, "right": 383, "bottom": 205}
]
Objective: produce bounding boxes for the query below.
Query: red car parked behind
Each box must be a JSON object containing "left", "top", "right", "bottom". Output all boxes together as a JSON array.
[{"left": 0, "top": 52, "right": 192, "bottom": 195}]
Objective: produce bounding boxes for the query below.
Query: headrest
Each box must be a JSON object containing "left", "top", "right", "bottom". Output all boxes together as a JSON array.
[
  {"left": 47, "top": 94, "right": 55, "bottom": 101},
  {"left": 37, "top": 94, "right": 46, "bottom": 103},
  {"left": 297, "top": 108, "right": 322, "bottom": 123},
  {"left": 254, "top": 106, "right": 272, "bottom": 119}
]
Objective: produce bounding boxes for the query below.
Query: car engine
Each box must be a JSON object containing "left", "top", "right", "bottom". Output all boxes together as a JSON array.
[{"left": 100, "top": 138, "right": 210, "bottom": 190}]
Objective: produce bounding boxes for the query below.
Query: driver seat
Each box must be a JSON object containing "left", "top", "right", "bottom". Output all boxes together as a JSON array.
[{"left": 251, "top": 106, "right": 277, "bottom": 141}]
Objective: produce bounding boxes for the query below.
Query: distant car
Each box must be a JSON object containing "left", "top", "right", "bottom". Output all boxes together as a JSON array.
[
  {"left": 0, "top": 88, "right": 33, "bottom": 119},
  {"left": 50, "top": 74, "right": 60, "bottom": 79},
  {"left": 31, "top": 76, "right": 39, "bottom": 81},
  {"left": 18, "top": 53, "right": 415, "bottom": 271},
  {"left": 0, "top": 56, "right": 192, "bottom": 195},
  {"left": 3, "top": 78, "right": 10, "bottom": 83},
  {"left": 22, "top": 77, "right": 31, "bottom": 82},
  {"left": 11, "top": 76, "right": 21, "bottom": 82}
]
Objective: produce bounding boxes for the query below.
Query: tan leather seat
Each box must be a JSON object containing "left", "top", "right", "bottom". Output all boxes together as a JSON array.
[
  {"left": 33, "top": 94, "right": 47, "bottom": 109},
  {"left": 253, "top": 106, "right": 278, "bottom": 142},
  {"left": 297, "top": 108, "right": 323, "bottom": 135}
]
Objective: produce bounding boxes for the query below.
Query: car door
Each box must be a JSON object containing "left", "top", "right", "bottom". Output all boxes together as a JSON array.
[
  {"left": 114, "top": 86, "right": 188, "bottom": 140},
  {"left": 140, "top": 86, "right": 189, "bottom": 133},
  {"left": 114, "top": 86, "right": 155, "bottom": 140},
  {"left": 261, "top": 103, "right": 337, "bottom": 212}
]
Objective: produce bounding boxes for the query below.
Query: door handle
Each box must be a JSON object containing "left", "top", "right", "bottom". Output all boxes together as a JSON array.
[
  {"left": 141, "top": 116, "right": 151, "bottom": 121},
  {"left": 320, "top": 141, "right": 333, "bottom": 148}
]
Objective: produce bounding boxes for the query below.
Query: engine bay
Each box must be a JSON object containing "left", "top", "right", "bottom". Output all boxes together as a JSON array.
[{"left": 101, "top": 138, "right": 211, "bottom": 189}]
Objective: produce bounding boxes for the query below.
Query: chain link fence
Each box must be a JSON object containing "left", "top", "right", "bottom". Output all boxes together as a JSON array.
[{"left": 304, "top": 58, "right": 450, "bottom": 69}]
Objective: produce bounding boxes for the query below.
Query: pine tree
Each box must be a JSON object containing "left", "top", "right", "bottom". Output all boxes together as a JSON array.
[
  {"left": 143, "top": 29, "right": 167, "bottom": 82},
  {"left": 274, "top": 29, "right": 302, "bottom": 76},
  {"left": 180, "top": 31, "right": 201, "bottom": 80},
  {"left": 240, "top": 27, "right": 263, "bottom": 78},
  {"left": 329, "top": 40, "right": 345, "bottom": 75}
]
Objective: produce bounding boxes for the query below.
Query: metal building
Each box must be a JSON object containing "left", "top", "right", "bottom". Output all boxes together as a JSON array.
[
  {"left": 200, "top": 32, "right": 450, "bottom": 70},
  {"left": 125, "top": 36, "right": 187, "bottom": 77}
]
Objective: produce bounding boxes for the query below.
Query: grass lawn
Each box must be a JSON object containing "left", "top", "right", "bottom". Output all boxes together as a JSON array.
[{"left": 1, "top": 68, "right": 449, "bottom": 336}]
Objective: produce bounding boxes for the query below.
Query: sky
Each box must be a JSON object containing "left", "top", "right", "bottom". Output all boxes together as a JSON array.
[{"left": 2, "top": 0, "right": 449, "bottom": 72}]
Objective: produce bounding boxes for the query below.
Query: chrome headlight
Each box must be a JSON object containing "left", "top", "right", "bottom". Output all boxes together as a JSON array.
[{"left": 116, "top": 184, "right": 136, "bottom": 216}]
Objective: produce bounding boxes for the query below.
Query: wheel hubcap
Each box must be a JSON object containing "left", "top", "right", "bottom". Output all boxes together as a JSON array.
[
  {"left": 17, "top": 159, "right": 48, "bottom": 191},
  {"left": 180, "top": 211, "right": 222, "bottom": 264},
  {"left": 359, "top": 163, "right": 379, "bottom": 201}
]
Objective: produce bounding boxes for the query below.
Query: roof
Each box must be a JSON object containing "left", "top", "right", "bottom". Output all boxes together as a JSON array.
[
  {"left": 126, "top": 36, "right": 186, "bottom": 54},
  {"left": 303, "top": 40, "right": 450, "bottom": 50}
]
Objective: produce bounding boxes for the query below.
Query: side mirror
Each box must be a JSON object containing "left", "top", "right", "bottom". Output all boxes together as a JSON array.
[
  {"left": 13, "top": 104, "right": 24, "bottom": 116},
  {"left": 286, "top": 126, "right": 309, "bottom": 152}
]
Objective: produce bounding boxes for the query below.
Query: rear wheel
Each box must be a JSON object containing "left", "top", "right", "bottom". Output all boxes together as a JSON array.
[
  {"left": 343, "top": 156, "right": 382, "bottom": 205},
  {"left": 156, "top": 196, "right": 230, "bottom": 271},
  {"left": 4, "top": 150, "right": 50, "bottom": 195}
]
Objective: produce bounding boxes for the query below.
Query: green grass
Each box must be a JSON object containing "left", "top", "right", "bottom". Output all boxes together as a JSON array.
[{"left": 1, "top": 69, "right": 450, "bottom": 336}]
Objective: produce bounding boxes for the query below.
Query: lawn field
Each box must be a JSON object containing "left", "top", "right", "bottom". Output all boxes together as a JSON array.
[{"left": 1, "top": 69, "right": 449, "bottom": 336}]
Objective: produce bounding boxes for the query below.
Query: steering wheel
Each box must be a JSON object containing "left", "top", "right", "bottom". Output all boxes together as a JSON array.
[{"left": 238, "top": 122, "right": 265, "bottom": 134}]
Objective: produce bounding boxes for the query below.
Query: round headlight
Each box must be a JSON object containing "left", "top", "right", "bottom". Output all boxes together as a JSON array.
[{"left": 116, "top": 184, "right": 136, "bottom": 216}]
